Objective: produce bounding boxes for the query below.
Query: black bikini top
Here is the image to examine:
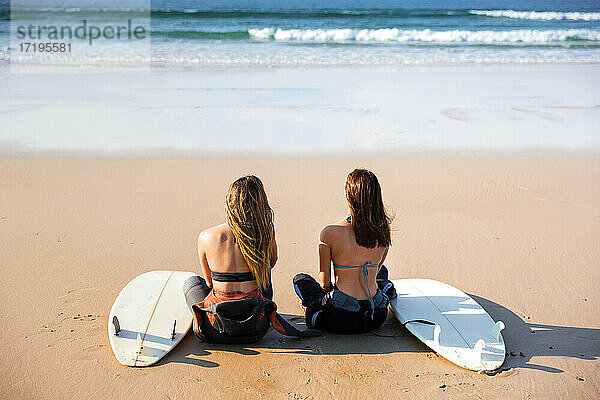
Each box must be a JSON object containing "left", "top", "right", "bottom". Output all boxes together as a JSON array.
[{"left": 210, "top": 271, "right": 255, "bottom": 283}]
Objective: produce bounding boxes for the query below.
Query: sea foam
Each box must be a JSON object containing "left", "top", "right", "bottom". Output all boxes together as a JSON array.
[
  {"left": 470, "top": 10, "right": 600, "bottom": 21},
  {"left": 249, "top": 28, "right": 600, "bottom": 43}
]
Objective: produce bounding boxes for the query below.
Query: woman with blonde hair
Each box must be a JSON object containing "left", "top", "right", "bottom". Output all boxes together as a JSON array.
[
  {"left": 293, "top": 168, "right": 396, "bottom": 334},
  {"left": 184, "top": 175, "right": 319, "bottom": 343}
]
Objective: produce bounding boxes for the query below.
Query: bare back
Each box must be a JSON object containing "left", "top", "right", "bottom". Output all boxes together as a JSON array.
[
  {"left": 319, "top": 218, "right": 388, "bottom": 299},
  {"left": 198, "top": 223, "right": 277, "bottom": 292}
]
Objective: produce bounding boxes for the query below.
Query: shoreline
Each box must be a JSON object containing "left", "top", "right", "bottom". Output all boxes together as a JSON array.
[
  {"left": 2, "top": 63, "right": 600, "bottom": 154},
  {"left": 2, "top": 2, "right": 599, "bottom": 397},
  {"left": 4, "top": 59, "right": 600, "bottom": 70},
  {"left": 4, "top": 59, "right": 600, "bottom": 69},
  {"left": 1, "top": 148, "right": 600, "bottom": 159}
]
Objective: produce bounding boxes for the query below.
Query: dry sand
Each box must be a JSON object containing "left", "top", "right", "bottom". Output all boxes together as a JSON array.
[{"left": 0, "top": 152, "right": 598, "bottom": 399}]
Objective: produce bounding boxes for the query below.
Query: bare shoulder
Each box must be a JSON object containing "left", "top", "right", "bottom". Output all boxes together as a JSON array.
[
  {"left": 198, "top": 223, "right": 229, "bottom": 246},
  {"left": 320, "top": 219, "right": 352, "bottom": 243}
]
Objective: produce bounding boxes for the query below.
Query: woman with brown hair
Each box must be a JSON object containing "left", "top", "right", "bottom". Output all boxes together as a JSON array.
[
  {"left": 293, "top": 168, "right": 396, "bottom": 334},
  {"left": 184, "top": 175, "right": 319, "bottom": 343}
]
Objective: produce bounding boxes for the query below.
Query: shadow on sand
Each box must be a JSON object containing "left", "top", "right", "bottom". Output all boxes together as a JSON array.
[
  {"left": 155, "top": 312, "right": 425, "bottom": 368},
  {"left": 470, "top": 294, "right": 599, "bottom": 374},
  {"left": 157, "top": 296, "right": 600, "bottom": 373}
]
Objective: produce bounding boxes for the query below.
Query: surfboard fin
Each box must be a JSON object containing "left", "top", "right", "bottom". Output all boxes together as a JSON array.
[
  {"left": 490, "top": 321, "right": 505, "bottom": 341},
  {"left": 171, "top": 320, "right": 176, "bottom": 340},
  {"left": 112, "top": 316, "right": 121, "bottom": 336},
  {"left": 475, "top": 338, "right": 486, "bottom": 352},
  {"left": 433, "top": 324, "right": 441, "bottom": 347},
  {"left": 474, "top": 339, "right": 487, "bottom": 370},
  {"left": 136, "top": 333, "right": 143, "bottom": 355}
]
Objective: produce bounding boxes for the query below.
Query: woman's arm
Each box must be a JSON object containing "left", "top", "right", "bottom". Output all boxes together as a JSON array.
[
  {"left": 379, "top": 247, "right": 389, "bottom": 266},
  {"left": 197, "top": 231, "right": 213, "bottom": 288},
  {"left": 318, "top": 226, "right": 333, "bottom": 291},
  {"left": 377, "top": 247, "right": 389, "bottom": 275},
  {"left": 269, "top": 225, "right": 278, "bottom": 269}
]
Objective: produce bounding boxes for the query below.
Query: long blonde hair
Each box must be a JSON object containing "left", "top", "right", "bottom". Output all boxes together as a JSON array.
[{"left": 225, "top": 175, "right": 274, "bottom": 290}]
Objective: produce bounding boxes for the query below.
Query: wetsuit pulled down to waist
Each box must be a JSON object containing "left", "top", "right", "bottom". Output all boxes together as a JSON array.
[
  {"left": 292, "top": 266, "right": 396, "bottom": 334},
  {"left": 184, "top": 275, "right": 320, "bottom": 344}
]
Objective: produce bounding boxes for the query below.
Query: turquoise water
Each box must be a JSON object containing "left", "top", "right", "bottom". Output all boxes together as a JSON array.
[{"left": 2, "top": 0, "right": 600, "bottom": 65}]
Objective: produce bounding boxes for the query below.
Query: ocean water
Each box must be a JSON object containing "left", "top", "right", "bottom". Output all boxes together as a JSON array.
[
  {"left": 2, "top": 0, "right": 600, "bottom": 66},
  {"left": 1, "top": 1, "right": 599, "bottom": 154}
]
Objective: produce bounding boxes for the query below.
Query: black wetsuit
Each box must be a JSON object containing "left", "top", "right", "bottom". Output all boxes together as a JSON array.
[
  {"left": 184, "top": 270, "right": 319, "bottom": 343},
  {"left": 293, "top": 265, "right": 396, "bottom": 334}
]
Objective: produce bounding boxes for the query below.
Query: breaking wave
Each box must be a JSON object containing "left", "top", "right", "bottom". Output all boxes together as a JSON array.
[
  {"left": 248, "top": 28, "right": 600, "bottom": 43},
  {"left": 470, "top": 10, "right": 600, "bottom": 21}
]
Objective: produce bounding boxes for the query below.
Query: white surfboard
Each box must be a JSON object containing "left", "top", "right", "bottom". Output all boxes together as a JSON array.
[
  {"left": 390, "top": 279, "right": 505, "bottom": 372},
  {"left": 108, "top": 270, "right": 196, "bottom": 367}
]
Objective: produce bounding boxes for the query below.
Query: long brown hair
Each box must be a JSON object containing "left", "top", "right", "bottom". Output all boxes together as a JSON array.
[
  {"left": 345, "top": 169, "right": 392, "bottom": 248},
  {"left": 225, "top": 175, "right": 274, "bottom": 290}
]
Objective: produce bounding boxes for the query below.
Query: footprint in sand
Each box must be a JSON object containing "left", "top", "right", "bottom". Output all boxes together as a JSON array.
[
  {"left": 60, "top": 287, "right": 100, "bottom": 305},
  {"left": 72, "top": 313, "right": 100, "bottom": 322}
]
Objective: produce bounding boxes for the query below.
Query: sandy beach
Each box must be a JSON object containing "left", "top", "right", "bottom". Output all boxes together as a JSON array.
[
  {"left": 2, "top": 0, "right": 600, "bottom": 397},
  {"left": 1, "top": 152, "right": 598, "bottom": 399}
]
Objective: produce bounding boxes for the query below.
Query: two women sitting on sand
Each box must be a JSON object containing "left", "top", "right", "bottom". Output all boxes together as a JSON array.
[{"left": 183, "top": 169, "right": 395, "bottom": 342}]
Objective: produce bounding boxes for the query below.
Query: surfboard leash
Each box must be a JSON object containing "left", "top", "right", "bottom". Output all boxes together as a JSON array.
[{"left": 370, "top": 328, "right": 403, "bottom": 338}]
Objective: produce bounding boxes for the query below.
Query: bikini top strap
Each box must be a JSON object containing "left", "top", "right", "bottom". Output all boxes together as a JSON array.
[
  {"left": 210, "top": 271, "right": 255, "bottom": 283},
  {"left": 332, "top": 261, "right": 379, "bottom": 269},
  {"left": 331, "top": 261, "right": 381, "bottom": 318}
]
